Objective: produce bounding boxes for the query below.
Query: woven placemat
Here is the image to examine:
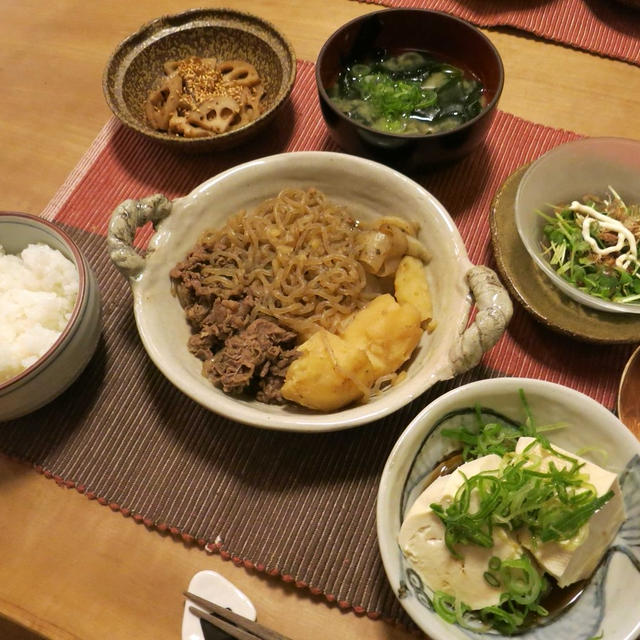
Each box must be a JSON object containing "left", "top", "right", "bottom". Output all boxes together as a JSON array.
[
  {"left": 361, "top": 0, "right": 640, "bottom": 66},
  {"left": 1, "top": 61, "right": 635, "bottom": 625}
]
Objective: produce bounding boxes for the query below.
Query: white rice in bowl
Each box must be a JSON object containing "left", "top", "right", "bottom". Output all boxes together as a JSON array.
[{"left": 0, "top": 243, "right": 79, "bottom": 383}]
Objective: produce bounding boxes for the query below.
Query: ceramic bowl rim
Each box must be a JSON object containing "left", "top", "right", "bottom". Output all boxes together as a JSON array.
[
  {"left": 102, "top": 7, "right": 297, "bottom": 146},
  {"left": 0, "top": 212, "right": 89, "bottom": 392},
  {"left": 514, "top": 136, "right": 640, "bottom": 316},
  {"left": 315, "top": 7, "right": 505, "bottom": 142}
]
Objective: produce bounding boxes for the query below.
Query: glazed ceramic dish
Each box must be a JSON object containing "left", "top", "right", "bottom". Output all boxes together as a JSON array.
[
  {"left": 377, "top": 377, "right": 640, "bottom": 640},
  {"left": 0, "top": 212, "right": 101, "bottom": 422},
  {"left": 515, "top": 137, "right": 640, "bottom": 315},
  {"left": 315, "top": 9, "right": 504, "bottom": 170},
  {"left": 103, "top": 8, "right": 296, "bottom": 152},
  {"left": 618, "top": 346, "right": 640, "bottom": 439},
  {"left": 490, "top": 165, "right": 640, "bottom": 343},
  {"left": 106, "top": 151, "right": 512, "bottom": 431}
]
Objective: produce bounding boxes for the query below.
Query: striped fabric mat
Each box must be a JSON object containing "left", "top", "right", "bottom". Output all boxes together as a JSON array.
[
  {"left": 1, "top": 60, "right": 635, "bottom": 625},
  {"left": 361, "top": 0, "right": 640, "bottom": 66}
]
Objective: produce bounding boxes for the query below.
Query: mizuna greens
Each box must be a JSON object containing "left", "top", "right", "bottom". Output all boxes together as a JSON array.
[
  {"left": 327, "top": 51, "right": 486, "bottom": 135},
  {"left": 426, "top": 391, "right": 615, "bottom": 634},
  {"left": 539, "top": 187, "right": 640, "bottom": 305}
]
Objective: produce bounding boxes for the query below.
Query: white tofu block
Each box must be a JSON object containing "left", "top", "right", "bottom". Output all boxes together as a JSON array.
[
  {"left": 515, "top": 437, "right": 626, "bottom": 588},
  {"left": 399, "top": 454, "right": 524, "bottom": 609}
]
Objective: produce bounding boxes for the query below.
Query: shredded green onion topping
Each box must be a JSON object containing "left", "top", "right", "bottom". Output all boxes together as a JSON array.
[{"left": 430, "top": 446, "right": 613, "bottom": 555}]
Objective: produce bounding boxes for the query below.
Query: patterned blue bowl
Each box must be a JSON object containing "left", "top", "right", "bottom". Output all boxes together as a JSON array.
[{"left": 377, "top": 377, "right": 640, "bottom": 640}]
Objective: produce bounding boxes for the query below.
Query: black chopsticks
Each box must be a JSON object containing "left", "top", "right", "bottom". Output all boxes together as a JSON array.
[{"left": 184, "top": 591, "right": 293, "bottom": 640}]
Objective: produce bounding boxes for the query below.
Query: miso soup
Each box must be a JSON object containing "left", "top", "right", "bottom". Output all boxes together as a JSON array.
[{"left": 327, "top": 50, "right": 487, "bottom": 135}]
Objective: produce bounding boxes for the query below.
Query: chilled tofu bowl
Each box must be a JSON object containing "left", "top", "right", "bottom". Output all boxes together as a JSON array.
[
  {"left": 107, "top": 151, "right": 511, "bottom": 431},
  {"left": 377, "top": 377, "right": 640, "bottom": 639}
]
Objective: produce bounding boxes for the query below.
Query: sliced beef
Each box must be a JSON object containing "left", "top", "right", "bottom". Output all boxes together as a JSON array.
[
  {"left": 256, "top": 348, "right": 299, "bottom": 404},
  {"left": 170, "top": 245, "right": 213, "bottom": 307},
  {"left": 203, "top": 318, "right": 297, "bottom": 402},
  {"left": 170, "top": 242, "right": 245, "bottom": 302},
  {"left": 187, "top": 295, "right": 255, "bottom": 361},
  {"left": 184, "top": 302, "right": 210, "bottom": 328},
  {"left": 172, "top": 242, "right": 299, "bottom": 405}
]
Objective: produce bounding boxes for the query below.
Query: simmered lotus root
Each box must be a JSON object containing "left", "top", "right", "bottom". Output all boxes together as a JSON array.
[
  {"left": 145, "top": 73, "right": 183, "bottom": 130},
  {"left": 164, "top": 57, "right": 217, "bottom": 76},
  {"left": 217, "top": 60, "right": 260, "bottom": 87},
  {"left": 167, "top": 115, "right": 211, "bottom": 138},
  {"left": 144, "top": 55, "right": 266, "bottom": 138},
  {"left": 245, "top": 84, "right": 265, "bottom": 111},
  {"left": 235, "top": 85, "right": 266, "bottom": 126},
  {"left": 187, "top": 96, "right": 240, "bottom": 134},
  {"left": 163, "top": 60, "right": 180, "bottom": 75}
]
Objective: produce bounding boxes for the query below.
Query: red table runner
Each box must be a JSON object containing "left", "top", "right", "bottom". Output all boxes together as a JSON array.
[
  {"left": 360, "top": 0, "right": 640, "bottom": 66},
  {"left": 1, "top": 60, "right": 635, "bottom": 627}
]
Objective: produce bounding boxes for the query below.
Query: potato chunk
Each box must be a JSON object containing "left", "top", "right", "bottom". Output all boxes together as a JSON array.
[
  {"left": 282, "top": 290, "right": 426, "bottom": 411},
  {"left": 394, "top": 256, "right": 433, "bottom": 325},
  {"left": 341, "top": 294, "right": 422, "bottom": 379},
  {"left": 281, "top": 330, "right": 375, "bottom": 411}
]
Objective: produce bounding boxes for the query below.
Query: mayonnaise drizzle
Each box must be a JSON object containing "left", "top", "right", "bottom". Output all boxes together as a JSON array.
[{"left": 569, "top": 197, "right": 638, "bottom": 270}]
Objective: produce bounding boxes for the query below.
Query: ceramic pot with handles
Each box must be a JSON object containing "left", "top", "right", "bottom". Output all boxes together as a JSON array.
[{"left": 107, "top": 151, "right": 512, "bottom": 431}]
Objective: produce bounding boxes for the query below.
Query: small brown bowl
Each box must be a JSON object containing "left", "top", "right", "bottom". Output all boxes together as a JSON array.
[
  {"left": 103, "top": 8, "right": 297, "bottom": 153},
  {"left": 315, "top": 9, "right": 504, "bottom": 170}
]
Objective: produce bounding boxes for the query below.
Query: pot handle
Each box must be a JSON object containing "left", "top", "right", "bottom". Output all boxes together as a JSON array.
[
  {"left": 107, "top": 194, "right": 173, "bottom": 280},
  {"left": 449, "top": 265, "right": 513, "bottom": 376}
]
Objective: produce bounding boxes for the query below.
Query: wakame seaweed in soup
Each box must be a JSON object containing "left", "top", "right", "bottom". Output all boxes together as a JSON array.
[{"left": 328, "top": 51, "right": 486, "bottom": 135}]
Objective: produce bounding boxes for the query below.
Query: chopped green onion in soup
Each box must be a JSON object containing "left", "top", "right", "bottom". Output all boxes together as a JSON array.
[{"left": 328, "top": 50, "right": 487, "bottom": 135}]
